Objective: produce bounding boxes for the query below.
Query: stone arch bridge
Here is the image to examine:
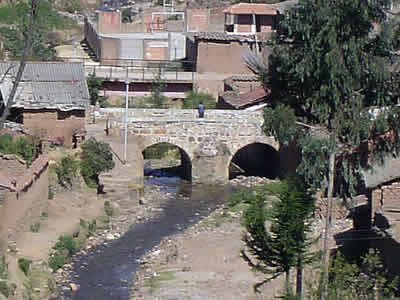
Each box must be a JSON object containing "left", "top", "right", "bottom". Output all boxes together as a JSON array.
[{"left": 101, "top": 108, "right": 284, "bottom": 185}]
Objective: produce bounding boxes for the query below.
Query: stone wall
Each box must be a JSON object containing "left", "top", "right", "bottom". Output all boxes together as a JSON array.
[{"left": 101, "top": 108, "right": 279, "bottom": 184}]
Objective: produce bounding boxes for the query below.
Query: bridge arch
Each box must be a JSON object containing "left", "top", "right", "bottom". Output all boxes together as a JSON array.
[
  {"left": 228, "top": 142, "right": 280, "bottom": 179},
  {"left": 141, "top": 140, "right": 192, "bottom": 181}
]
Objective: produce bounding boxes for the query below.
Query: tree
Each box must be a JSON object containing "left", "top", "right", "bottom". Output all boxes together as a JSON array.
[
  {"left": 87, "top": 72, "right": 105, "bottom": 106},
  {"left": 0, "top": 0, "right": 39, "bottom": 128},
  {"left": 240, "top": 177, "right": 317, "bottom": 297},
  {"left": 246, "top": 0, "right": 400, "bottom": 293},
  {"left": 148, "top": 67, "right": 167, "bottom": 108},
  {"left": 307, "top": 249, "right": 398, "bottom": 300},
  {"left": 80, "top": 138, "right": 115, "bottom": 188},
  {"left": 0, "top": 0, "right": 59, "bottom": 60}
]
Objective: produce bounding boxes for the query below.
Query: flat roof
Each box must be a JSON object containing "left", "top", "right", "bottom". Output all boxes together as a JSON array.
[{"left": 223, "top": 3, "right": 278, "bottom": 15}]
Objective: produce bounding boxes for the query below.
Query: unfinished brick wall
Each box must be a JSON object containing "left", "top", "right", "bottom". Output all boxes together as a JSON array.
[
  {"left": 371, "top": 180, "right": 400, "bottom": 246},
  {"left": 196, "top": 40, "right": 255, "bottom": 74},
  {"left": 98, "top": 10, "right": 122, "bottom": 34},
  {"left": 23, "top": 109, "right": 85, "bottom": 148}
]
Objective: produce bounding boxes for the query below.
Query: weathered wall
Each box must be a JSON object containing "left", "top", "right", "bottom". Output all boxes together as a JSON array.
[
  {"left": 101, "top": 37, "right": 120, "bottom": 65},
  {"left": 0, "top": 155, "right": 48, "bottom": 252},
  {"left": 23, "top": 109, "right": 85, "bottom": 148},
  {"left": 194, "top": 78, "right": 224, "bottom": 100},
  {"left": 0, "top": 154, "right": 26, "bottom": 180},
  {"left": 187, "top": 8, "right": 209, "bottom": 32},
  {"left": 196, "top": 40, "right": 255, "bottom": 74},
  {"left": 98, "top": 10, "right": 121, "bottom": 34}
]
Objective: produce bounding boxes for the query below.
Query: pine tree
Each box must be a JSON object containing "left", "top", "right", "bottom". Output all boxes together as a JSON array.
[
  {"left": 241, "top": 177, "right": 317, "bottom": 296},
  {"left": 246, "top": 0, "right": 400, "bottom": 294}
]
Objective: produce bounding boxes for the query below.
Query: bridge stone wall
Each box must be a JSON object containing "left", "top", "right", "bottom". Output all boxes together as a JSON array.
[{"left": 101, "top": 108, "right": 278, "bottom": 184}]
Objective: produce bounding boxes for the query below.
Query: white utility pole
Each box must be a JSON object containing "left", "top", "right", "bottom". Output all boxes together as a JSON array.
[{"left": 124, "top": 68, "right": 130, "bottom": 164}]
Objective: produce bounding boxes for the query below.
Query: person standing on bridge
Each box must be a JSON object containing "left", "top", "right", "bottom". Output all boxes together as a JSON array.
[{"left": 197, "top": 101, "right": 205, "bottom": 118}]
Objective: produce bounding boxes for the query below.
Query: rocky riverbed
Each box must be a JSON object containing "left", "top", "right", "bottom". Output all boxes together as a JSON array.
[{"left": 55, "top": 175, "right": 353, "bottom": 299}]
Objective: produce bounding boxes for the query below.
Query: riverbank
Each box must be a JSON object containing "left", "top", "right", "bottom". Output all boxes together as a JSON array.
[{"left": 130, "top": 180, "right": 353, "bottom": 300}]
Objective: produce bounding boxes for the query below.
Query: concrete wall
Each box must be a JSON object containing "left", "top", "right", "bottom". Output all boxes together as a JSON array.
[
  {"left": 196, "top": 40, "right": 255, "bottom": 74},
  {"left": 0, "top": 155, "right": 48, "bottom": 252},
  {"left": 84, "top": 17, "right": 102, "bottom": 59},
  {"left": 23, "top": 109, "right": 85, "bottom": 148},
  {"left": 101, "top": 37, "right": 120, "bottom": 64}
]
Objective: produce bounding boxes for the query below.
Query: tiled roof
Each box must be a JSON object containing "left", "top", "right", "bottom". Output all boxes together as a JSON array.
[
  {"left": 220, "top": 86, "right": 269, "bottom": 109},
  {"left": 0, "top": 62, "right": 90, "bottom": 111},
  {"left": 223, "top": 3, "right": 278, "bottom": 15},
  {"left": 363, "top": 156, "right": 400, "bottom": 188}
]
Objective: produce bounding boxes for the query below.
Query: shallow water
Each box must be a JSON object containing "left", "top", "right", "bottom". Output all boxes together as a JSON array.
[{"left": 62, "top": 177, "right": 232, "bottom": 300}]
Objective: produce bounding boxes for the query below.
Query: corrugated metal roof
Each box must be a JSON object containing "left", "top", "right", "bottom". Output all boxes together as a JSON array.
[{"left": 0, "top": 62, "right": 89, "bottom": 110}]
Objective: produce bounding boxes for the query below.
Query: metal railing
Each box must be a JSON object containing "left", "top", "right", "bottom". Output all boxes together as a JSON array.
[{"left": 61, "top": 57, "right": 196, "bottom": 82}]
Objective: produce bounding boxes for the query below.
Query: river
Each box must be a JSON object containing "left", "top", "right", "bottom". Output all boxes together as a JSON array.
[{"left": 60, "top": 176, "right": 233, "bottom": 300}]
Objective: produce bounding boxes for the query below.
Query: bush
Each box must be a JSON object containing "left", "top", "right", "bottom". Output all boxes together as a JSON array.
[
  {"left": 55, "top": 155, "right": 79, "bottom": 188},
  {"left": 182, "top": 91, "right": 216, "bottom": 109},
  {"left": 143, "top": 143, "right": 179, "bottom": 159},
  {"left": 30, "top": 222, "right": 40, "bottom": 233},
  {"left": 0, "top": 281, "right": 9, "bottom": 298},
  {"left": 18, "top": 258, "right": 32, "bottom": 276},
  {"left": 0, "top": 256, "right": 7, "bottom": 279},
  {"left": 48, "top": 253, "right": 66, "bottom": 272},
  {"left": 0, "top": 134, "right": 34, "bottom": 165},
  {"left": 48, "top": 187, "right": 54, "bottom": 200},
  {"left": 53, "top": 235, "right": 78, "bottom": 256},
  {"left": 80, "top": 138, "right": 115, "bottom": 188},
  {"left": 104, "top": 201, "right": 113, "bottom": 217}
]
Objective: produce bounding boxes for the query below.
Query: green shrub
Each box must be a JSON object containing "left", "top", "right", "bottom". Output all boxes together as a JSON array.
[
  {"left": 182, "top": 91, "right": 216, "bottom": 109},
  {"left": 80, "top": 138, "right": 115, "bottom": 188},
  {"left": 55, "top": 155, "right": 79, "bottom": 188},
  {"left": 0, "top": 256, "right": 7, "bottom": 279},
  {"left": 0, "top": 281, "right": 9, "bottom": 298},
  {"left": 48, "top": 253, "right": 66, "bottom": 272},
  {"left": 41, "top": 212, "right": 48, "bottom": 219},
  {"left": 104, "top": 201, "right": 113, "bottom": 217},
  {"left": 48, "top": 187, "right": 54, "bottom": 200},
  {"left": 17, "top": 258, "right": 32, "bottom": 276},
  {"left": 0, "top": 134, "right": 35, "bottom": 166},
  {"left": 0, "top": 134, "right": 15, "bottom": 154},
  {"left": 88, "top": 220, "right": 97, "bottom": 236},
  {"left": 30, "top": 222, "right": 40, "bottom": 233},
  {"left": 143, "top": 143, "right": 179, "bottom": 159},
  {"left": 53, "top": 235, "right": 78, "bottom": 256}
]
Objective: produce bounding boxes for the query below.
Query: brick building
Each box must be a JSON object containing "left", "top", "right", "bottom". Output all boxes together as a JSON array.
[
  {"left": 223, "top": 3, "right": 279, "bottom": 34},
  {"left": 0, "top": 62, "right": 89, "bottom": 148}
]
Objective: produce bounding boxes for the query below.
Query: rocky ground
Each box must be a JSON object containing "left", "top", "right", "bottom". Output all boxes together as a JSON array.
[{"left": 129, "top": 177, "right": 353, "bottom": 300}]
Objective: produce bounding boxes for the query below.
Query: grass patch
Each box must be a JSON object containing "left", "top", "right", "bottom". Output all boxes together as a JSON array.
[
  {"left": 0, "top": 281, "right": 9, "bottom": 298},
  {"left": 18, "top": 258, "right": 32, "bottom": 276},
  {"left": 144, "top": 271, "right": 175, "bottom": 293},
  {"left": 30, "top": 222, "right": 41, "bottom": 233}
]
